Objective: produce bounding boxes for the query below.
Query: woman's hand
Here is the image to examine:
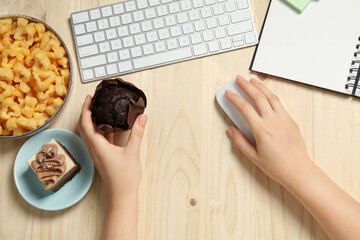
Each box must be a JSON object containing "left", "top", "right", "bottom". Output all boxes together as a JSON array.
[
  {"left": 77, "top": 95, "right": 147, "bottom": 201},
  {"left": 225, "top": 75, "right": 314, "bottom": 187},
  {"left": 225, "top": 76, "right": 360, "bottom": 240}
]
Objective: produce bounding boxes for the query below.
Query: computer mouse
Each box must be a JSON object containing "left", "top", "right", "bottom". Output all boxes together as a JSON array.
[{"left": 216, "top": 78, "right": 256, "bottom": 144}]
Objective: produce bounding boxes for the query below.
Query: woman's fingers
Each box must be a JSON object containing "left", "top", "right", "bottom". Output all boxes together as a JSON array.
[
  {"left": 227, "top": 126, "right": 258, "bottom": 162},
  {"left": 79, "top": 95, "right": 107, "bottom": 145},
  {"left": 126, "top": 114, "right": 148, "bottom": 154},
  {"left": 225, "top": 90, "right": 262, "bottom": 133},
  {"left": 236, "top": 75, "right": 273, "bottom": 116},
  {"left": 249, "top": 78, "right": 285, "bottom": 113},
  {"left": 80, "top": 95, "right": 96, "bottom": 133}
]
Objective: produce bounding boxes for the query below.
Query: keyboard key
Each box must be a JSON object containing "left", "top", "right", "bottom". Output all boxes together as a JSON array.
[
  {"left": 179, "top": 36, "right": 190, "bottom": 47},
  {"left": 106, "top": 64, "right": 118, "bottom": 75},
  {"left": 86, "top": 22, "right": 97, "bottom": 32},
  {"left": 107, "top": 52, "right": 119, "bottom": 62},
  {"left": 143, "top": 44, "right": 154, "bottom": 55},
  {"left": 125, "top": 1, "right": 136, "bottom": 12},
  {"left": 208, "top": 40, "right": 220, "bottom": 52},
  {"left": 237, "top": 0, "right": 249, "bottom": 9},
  {"left": 182, "top": 23, "right": 194, "bottom": 35},
  {"left": 98, "top": 19, "right": 109, "bottom": 29},
  {"left": 169, "top": 3, "right": 180, "bottom": 13},
  {"left": 137, "top": 0, "right": 148, "bottom": 9},
  {"left": 113, "top": 3, "right": 125, "bottom": 14},
  {"left": 165, "top": 15, "right": 176, "bottom": 26},
  {"left": 245, "top": 32, "right": 256, "bottom": 44},
  {"left": 149, "top": 0, "right": 160, "bottom": 7},
  {"left": 118, "top": 61, "right": 133, "bottom": 72},
  {"left": 79, "top": 44, "right": 98, "bottom": 57},
  {"left": 99, "top": 42, "right": 110, "bottom": 53},
  {"left": 153, "top": 18, "right": 165, "bottom": 29},
  {"left": 76, "top": 34, "right": 93, "bottom": 46},
  {"left": 157, "top": 5, "right": 168, "bottom": 16},
  {"left": 74, "top": 24, "right": 85, "bottom": 35},
  {"left": 215, "top": 27, "right": 226, "bottom": 38},
  {"left": 129, "top": 23, "right": 141, "bottom": 34},
  {"left": 233, "top": 40, "right": 244, "bottom": 47},
  {"left": 230, "top": 9, "right": 251, "bottom": 23},
  {"left": 220, "top": 38, "right": 231, "bottom": 49},
  {"left": 227, "top": 21, "right": 253, "bottom": 36},
  {"left": 141, "top": 20, "right": 153, "bottom": 31},
  {"left": 95, "top": 66, "right": 106, "bottom": 77},
  {"left": 218, "top": 15, "right": 230, "bottom": 26},
  {"left": 145, "top": 8, "right": 156, "bottom": 19},
  {"left": 146, "top": 31, "right": 158, "bottom": 42},
  {"left": 133, "top": 11, "right": 145, "bottom": 22},
  {"left": 72, "top": 11, "right": 89, "bottom": 24},
  {"left": 131, "top": 46, "right": 142, "bottom": 58},
  {"left": 117, "top": 26, "right": 129, "bottom": 37},
  {"left": 161, "top": 0, "right": 171, "bottom": 3},
  {"left": 119, "top": 49, "right": 131, "bottom": 60},
  {"left": 191, "top": 33, "right": 202, "bottom": 44},
  {"left": 194, "top": 21, "right": 206, "bottom": 31},
  {"left": 111, "top": 39, "right": 122, "bottom": 50},
  {"left": 206, "top": 18, "right": 217, "bottom": 28},
  {"left": 133, "top": 47, "right": 192, "bottom": 69},
  {"left": 201, "top": 7, "right": 212, "bottom": 18},
  {"left": 81, "top": 54, "right": 106, "bottom": 68},
  {"left": 202, "top": 30, "right": 214, "bottom": 41},
  {"left": 177, "top": 12, "right": 188, "bottom": 24},
  {"left": 94, "top": 31, "right": 105, "bottom": 42},
  {"left": 134, "top": 33, "right": 146, "bottom": 45},
  {"left": 101, "top": 6, "right": 113, "bottom": 17},
  {"left": 166, "top": 39, "right": 178, "bottom": 50},
  {"left": 170, "top": 26, "right": 181, "bottom": 37},
  {"left": 193, "top": 0, "right": 204, "bottom": 8},
  {"left": 106, "top": 29, "right": 117, "bottom": 39},
  {"left": 189, "top": 10, "right": 200, "bottom": 21},
  {"left": 123, "top": 36, "right": 134, "bottom": 47},
  {"left": 213, "top": 4, "right": 224, "bottom": 15},
  {"left": 82, "top": 69, "right": 94, "bottom": 81},
  {"left": 121, "top": 13, "right": 133, "bottom": 24},
  {"left": 109, "top": 16, "right": 121, "bottom": 27},
  {"left": 89, "top": 9, "right": 101, "bottom": 20},
  {"left": 232, "top": 35, "right": 243, "bottom": 42},
  {"left": 158, "top": 29, "right": 170, "bottom": 40},
  {"left": 193, "top": 44, "right": 208, "bottom": 55},
  {"left": 181, "top": 0, "right": 192, "bottom": 11},
  {"left": 155, "top": 41, "right": 166, "bottom": 52},
  {"left": 225, "top": 1, "right": 237, "bottom": 12},
  {"left": 205, "top": 0, "right": 216, "bottom": 5}
]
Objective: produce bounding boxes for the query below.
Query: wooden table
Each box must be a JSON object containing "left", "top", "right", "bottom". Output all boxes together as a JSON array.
[{"left": 1, "top": 0, "right": 359, "bottom": 239}]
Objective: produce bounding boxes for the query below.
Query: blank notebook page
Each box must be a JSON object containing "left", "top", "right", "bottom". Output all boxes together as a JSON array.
[{"left": 251, "top": 0, "right": 360, "bottom": 95}]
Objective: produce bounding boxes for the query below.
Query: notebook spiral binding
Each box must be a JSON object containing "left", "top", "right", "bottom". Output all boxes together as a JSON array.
[{"left": 346, "top": 37, "right": 360, "bottom": 95}]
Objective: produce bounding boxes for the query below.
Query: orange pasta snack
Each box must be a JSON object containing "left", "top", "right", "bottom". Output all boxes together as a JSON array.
[{"left": 0, "top": 17, "right": 69, "bottom": 136}]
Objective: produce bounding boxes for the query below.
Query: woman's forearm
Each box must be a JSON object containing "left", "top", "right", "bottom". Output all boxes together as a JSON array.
[
  {"left": 103, "top": 192, "right": 139, "bottom": 240},
  {"left": 285, "top": 162, "right": 360, "bottom": 240}
]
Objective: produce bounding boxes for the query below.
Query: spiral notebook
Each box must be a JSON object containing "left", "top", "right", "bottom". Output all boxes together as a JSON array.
[{"left": 250, "top": 0, "right": 360, "bottom": 97}]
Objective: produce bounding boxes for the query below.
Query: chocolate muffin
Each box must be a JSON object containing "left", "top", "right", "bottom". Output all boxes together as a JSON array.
[{"left": 91, "top": 78, "right": 147, "bottom": 132}]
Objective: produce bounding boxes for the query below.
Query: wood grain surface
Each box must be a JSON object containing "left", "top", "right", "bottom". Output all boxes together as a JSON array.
[{"left": 1, "top": 0, "right": 359, "bottom": 239}]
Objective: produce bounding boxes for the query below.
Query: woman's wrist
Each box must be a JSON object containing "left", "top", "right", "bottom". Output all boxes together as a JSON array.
[
  {"left": 281, "top": 158, "right": 319, "bottom": 193},
  {"left": 108, "top": 189, "right": 139, "bottom": 207}
]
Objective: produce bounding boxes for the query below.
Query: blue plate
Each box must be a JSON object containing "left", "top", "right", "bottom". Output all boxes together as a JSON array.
[{"left": 14, "top": 128, "right": 94, "bottom": 211}]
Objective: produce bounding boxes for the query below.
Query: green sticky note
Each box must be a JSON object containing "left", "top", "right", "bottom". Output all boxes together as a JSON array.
[{"left": 283, "top": 0, "right": 312, "bottom": 12}]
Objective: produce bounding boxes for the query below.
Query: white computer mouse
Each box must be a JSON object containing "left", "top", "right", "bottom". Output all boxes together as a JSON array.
[{"left": 216, "top": 78, "right": 256, "bottom": 144}]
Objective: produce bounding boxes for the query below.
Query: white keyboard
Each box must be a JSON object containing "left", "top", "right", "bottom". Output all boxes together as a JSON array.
[{"left": 70, "top": 0, "right": 258, "bottom": 82}]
